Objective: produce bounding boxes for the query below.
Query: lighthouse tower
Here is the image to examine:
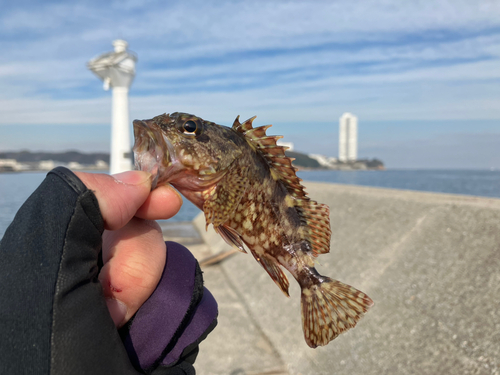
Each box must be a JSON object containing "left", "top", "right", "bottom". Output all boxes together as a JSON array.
[{"left": 87, "top": 40, "right": 137, "bottom": 174}]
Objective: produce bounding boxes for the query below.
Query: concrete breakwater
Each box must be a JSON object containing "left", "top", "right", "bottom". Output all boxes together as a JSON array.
[{"left": 187, "top": 181, "right": 500, "bottom": 375}]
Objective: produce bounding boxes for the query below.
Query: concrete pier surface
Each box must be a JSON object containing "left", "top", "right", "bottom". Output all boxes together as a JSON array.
[{"left": 166, "top": 182, "right": 500, "bottom": 375}]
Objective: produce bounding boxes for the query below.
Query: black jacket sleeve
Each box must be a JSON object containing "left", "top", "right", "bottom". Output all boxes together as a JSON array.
[{"left": 0, "top": 167, "right": 217, "bottom": 375}]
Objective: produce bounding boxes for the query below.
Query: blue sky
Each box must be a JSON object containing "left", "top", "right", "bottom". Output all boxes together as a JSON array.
[{"left": 0, "top": 0, "right": 499, "bottom": 168}]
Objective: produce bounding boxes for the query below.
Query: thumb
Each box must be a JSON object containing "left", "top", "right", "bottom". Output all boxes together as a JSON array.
[{"left": 75, "top": 171, "right": 153, "bottom": 230}]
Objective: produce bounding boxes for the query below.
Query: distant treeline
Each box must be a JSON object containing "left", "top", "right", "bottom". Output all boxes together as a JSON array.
[
  {"left": 1, "top": 150, "right": 384, "bottom": 170},
  {"left": 1, "top": 150, "right": 322, "bottom": 168},
  {"left": 286, "top": 151, "right": 384, "bottom": 169},
  {"left": 285, "top": 151, "right": 322, "bottom": 168},
  {"left": 352, "top": 158, "right": 385, "bottom": 168},
  {"left": 0, "top": 151, "right": 110, "bottom": 164}
]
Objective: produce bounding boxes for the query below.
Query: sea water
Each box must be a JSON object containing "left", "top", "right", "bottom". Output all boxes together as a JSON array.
[
  {"left": 297, "top": 169, "right": 500, "bottom": 198},
  {"left": 1, "top": 169, "right": 499, "bottom": 239},
  {"left": 0, "top": 171, "right": 199, "bottom": 239}
]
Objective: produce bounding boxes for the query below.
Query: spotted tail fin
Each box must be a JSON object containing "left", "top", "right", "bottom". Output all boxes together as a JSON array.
[{"left": 301, "top": 277, "right": 373, "bottom": 348}]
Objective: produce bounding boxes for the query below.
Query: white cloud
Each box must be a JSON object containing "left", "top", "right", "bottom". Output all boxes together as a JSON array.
[
  {"left": 1, "top": 0, "right": 500, "bottom": 168},
  {"left": 0, "top": 56, "right": 499, "bottom": 128}
]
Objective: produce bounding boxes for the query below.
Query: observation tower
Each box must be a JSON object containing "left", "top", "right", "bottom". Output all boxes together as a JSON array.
[{"left": 87, "top": 40, "right": 137, "bottom": 174}]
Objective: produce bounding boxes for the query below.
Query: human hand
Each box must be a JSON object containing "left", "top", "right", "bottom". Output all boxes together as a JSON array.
[
  {"left": 0, "top": 167, "right": 217, "bottom": 374},
  {"left": 74, "top": 171, "right": 183, "bottom": 327}
]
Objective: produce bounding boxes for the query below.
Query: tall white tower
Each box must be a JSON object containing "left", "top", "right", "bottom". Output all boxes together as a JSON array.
[
  {"left": 339, "top": 113, "right": 358, "bottom": 162},
  {"left": 87, "top": 40, "right": 137, "bottom": 174}
]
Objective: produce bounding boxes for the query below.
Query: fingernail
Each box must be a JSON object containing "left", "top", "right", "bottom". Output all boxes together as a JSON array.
[
  {"left": 165, "top": 184, "right": 183, "bottom": 203},
  {"left": 112, "top": 171, "right": 152, "bottom": 186},
  {"left": 106, "top": 298, "right": 128, "bottom": 327}
]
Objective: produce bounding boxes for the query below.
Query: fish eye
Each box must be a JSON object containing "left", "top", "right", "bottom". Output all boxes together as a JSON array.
[{"left": 180, "top": 120, "right": 201, "bottom": 137}]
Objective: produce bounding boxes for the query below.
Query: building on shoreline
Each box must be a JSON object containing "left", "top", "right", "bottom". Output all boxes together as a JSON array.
[{"left": 339, "top": 112, "right": 358, "bottom": 162}]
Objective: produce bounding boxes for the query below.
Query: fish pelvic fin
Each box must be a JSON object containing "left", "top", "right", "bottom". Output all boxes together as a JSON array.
[
  {"left": 301, "top": 277, "right": 373, "bottom": 348},
  {"left": 250, "top": 251, "right": 290, "bottom": 297},
  {"left": 215, "top": 224, "right": 247, "bottom": 253}
]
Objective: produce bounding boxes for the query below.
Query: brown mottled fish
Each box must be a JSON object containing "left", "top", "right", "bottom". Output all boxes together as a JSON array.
[{"left": 132, "top": 112, "right": 373, "bottom": 348}]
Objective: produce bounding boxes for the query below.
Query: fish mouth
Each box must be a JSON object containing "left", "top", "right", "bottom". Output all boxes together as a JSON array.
[{"left": 132, "top": 119, "right": 176, "bottom": 190}]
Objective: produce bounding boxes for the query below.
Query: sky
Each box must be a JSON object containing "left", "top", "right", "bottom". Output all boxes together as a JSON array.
[{"left": 0, "top": 0, "right": 499, "bottom": 169}]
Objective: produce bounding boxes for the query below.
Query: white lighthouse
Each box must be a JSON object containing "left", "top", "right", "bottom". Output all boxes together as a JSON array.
[
  {"left": 339, "top": 112, "right": 358, "bottom": 162},
  {"left": 87, "top": 40, "right": 137, "bottom": 174}
]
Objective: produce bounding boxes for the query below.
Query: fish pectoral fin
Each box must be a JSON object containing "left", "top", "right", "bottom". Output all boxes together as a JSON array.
[
  {"left": 215, "top": 225, "right": 247, "bottom": 253},
  {"left": 250, "top": 252, "right": 290, "bottom": 297},
  {"left": 203, "top": 165, "right": 249, "bottom": 228}
]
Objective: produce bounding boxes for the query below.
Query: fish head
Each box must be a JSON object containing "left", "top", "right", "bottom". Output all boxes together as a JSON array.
[{"left": 133, "top": 112, "right": 242, "bottom": 190}]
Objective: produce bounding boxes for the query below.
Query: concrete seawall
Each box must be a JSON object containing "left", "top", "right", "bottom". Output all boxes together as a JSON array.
[{"left": 191, "top": 181, "right": 500, "bottom": 375}]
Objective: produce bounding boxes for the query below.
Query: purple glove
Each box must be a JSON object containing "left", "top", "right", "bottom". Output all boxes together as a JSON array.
[{"left": 122, "top": 241, "right": 218, "bottom": 373}]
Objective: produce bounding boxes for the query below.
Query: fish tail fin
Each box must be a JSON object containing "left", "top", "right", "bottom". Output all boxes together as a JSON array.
[{"left": 300, "top": 277, "right": 373, "bottom": 348}]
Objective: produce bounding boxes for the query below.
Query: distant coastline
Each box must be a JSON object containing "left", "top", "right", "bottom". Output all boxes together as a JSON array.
[
  {"left": 0, "top": 150, "right": 384, "bottom": 173},
  {"left": 0, "top": 151, "right": 109, "bottom": 173},
  {"left": 286, "top": 151, "right": 385, "bottom": 171}
]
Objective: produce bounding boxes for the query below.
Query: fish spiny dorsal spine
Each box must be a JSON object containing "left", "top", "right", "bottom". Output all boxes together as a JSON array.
[
  {"left": 240, "top": 115, "right": 257, "bottom": 131},
  {"left": 232, "top": 115, "right": 332, "bottom": 256},
  {"left": 232, "top": 115, "right": 241, "bottom": 130}
]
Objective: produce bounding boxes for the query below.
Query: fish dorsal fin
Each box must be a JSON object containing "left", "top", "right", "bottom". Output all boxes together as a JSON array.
[
  {"left": 232, "top": 115, "right": 256, "bottom": 132},
  {"left": 233, "top": 115, "right": 332, "bottom": 255},
  {"left": 233, "top": 115, "right": 307, "bottom": 199}
]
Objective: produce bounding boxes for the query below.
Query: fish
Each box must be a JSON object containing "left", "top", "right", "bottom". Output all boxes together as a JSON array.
[{"left": 132, "top": 112, "right": 373, "bottom": 348}]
